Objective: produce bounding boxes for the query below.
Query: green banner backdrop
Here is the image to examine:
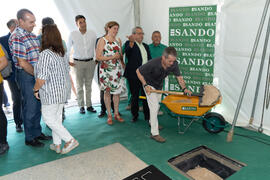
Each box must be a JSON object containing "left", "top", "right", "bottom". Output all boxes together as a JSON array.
[{"left": 168, "top": 5, "right": 217, "bottom": 93}]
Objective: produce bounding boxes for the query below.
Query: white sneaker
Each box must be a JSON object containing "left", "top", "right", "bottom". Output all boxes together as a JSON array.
[
  {"left": 61, "top": 139, "right": 79, "bottom": 154},
  {"left": 50, "top": 144, "right": 61, "bottom": 153}
]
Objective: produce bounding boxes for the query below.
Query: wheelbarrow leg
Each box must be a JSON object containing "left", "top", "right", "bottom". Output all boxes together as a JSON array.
[{"left": 178, "top": 117, "right": 196, "bottom": 134}]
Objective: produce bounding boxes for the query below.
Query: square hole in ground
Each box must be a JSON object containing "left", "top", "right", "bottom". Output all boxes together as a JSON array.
[{"left": 168, "top": 146, "right": 246, "bottom": 180}]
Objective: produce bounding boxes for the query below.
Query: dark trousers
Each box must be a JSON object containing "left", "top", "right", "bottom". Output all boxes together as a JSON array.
[
  {"left": 7, "top": 78, "right": 22, "bottom": 126},
  {"left": 16, "top": 69, "right": 41, "bottom": 141},
  {"left": 2, "top": 86, "right": 9, "bottom": 106},
  {"left": 127, "top": 78, "right": 149, "bottom": 120},
  {"left": 100, "top": 90, "right": 114, "bottom": 113},
  {"left": 0, "top": 83, "right": 8, "bottom": 144}
]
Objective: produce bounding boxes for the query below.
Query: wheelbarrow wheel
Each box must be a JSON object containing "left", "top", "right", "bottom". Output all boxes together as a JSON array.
[{"left": 202, "top": 112, "right": 226, "bottom": 134}]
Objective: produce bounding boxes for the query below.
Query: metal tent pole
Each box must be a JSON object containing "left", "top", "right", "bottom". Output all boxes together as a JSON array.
[
  {"left": 133, "top": 0, "right": 140, "bottom": 26},
  {"left": 249, "top": 6, "right": 270, "bottom": 126},
  {"left": 227, "top": 0, "right": 270, "bottom": 142},
  {"left": 258, "top": 53, "right": 270, "bottom": 133}
]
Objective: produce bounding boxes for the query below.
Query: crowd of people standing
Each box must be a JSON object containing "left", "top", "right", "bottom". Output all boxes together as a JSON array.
[{"left": 0, "top": 8, "right": 191, "bottom": 156}]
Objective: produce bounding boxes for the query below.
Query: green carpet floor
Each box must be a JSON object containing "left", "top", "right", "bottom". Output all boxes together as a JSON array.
[{"left": 1, "top": 100, "right": 270, "bottom": 180}]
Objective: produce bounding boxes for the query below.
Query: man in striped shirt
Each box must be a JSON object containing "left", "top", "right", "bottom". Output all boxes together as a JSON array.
[{"left": 9, "top": 9, "right": 51, "bottom": 147}]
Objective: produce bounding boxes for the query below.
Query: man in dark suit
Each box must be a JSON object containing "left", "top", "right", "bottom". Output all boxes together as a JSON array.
[{"left": 124, "top": 26, "right": 151, "bottom": 122}]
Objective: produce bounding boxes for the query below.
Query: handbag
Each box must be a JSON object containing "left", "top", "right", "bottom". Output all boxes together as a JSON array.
[{"left": 0, "top": 44, "right": 13, "bottom": 79}]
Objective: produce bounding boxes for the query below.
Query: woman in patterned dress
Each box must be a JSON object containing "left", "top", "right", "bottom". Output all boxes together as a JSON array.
[{"left": 96, "top": 21, "right": 125, "bottom": 125}]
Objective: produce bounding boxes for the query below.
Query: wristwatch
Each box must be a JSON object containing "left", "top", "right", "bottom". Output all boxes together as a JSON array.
[
  {"left": 182, "top": 87, "right": 187, "bottom": 91},
  {"left": 33, "top": 89, "right": 39, "bottom": 93},
  {"left": 144, "top": 84, "right": 148, "bottom": 88}
]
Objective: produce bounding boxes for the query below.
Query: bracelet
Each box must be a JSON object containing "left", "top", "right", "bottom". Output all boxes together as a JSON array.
[
  {"left": 182, "top": 87, "right": 187, "bottom": 91},
  {"left": 33, "top": 89, "right": 39, "bottom": 93},
  {"left": 144, "top": 84, "right": 148, "bottom": 88}
]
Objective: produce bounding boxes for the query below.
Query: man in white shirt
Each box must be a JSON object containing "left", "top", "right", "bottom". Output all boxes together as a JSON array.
[{"left": 67, "top": 15, "right": 97, "bottom": 114}]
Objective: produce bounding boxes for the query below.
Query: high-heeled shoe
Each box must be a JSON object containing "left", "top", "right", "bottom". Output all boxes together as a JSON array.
[
  {"left": 114, "top": 114, "right": 124, "bottom": 122},
  {"left": 107, "top": 114, "right": 113, "bottom": 125}
]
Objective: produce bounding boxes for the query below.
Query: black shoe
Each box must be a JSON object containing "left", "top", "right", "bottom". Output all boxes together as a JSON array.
[
  {"left": 0, "top": 143, "right": 9, "bottom": 155},
  {"left": 131, "top": 117, "right": 138, "bottom": 123},
  {"left": 16, "top": 124, "right": 23, "bottom": 133},
  {"left": 98, "top": 111, "right": 106, "bottom": 118},
  {"left": 25, "top": 139, "right": 44, "bottom": 147},
  {"left": 35, "top": 133, "right": 52, "bottom": 141},
  {"left": 87, "top": 106, "right": 96, "bottom": 113},
  {"left": 80, "top": 107, "right": 85, "bottom": 114}
]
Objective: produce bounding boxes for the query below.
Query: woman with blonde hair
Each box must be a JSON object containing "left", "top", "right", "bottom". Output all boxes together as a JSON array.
[{"left": 96, "top": 21, "right": 125, "bottom": 125}]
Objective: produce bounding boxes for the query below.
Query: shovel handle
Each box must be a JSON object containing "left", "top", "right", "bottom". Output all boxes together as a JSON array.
[{"left": 149, "top": 89, "right": 184, "bottom": 95}]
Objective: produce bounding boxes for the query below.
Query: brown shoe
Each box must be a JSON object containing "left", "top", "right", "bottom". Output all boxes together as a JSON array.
[{"left": 151, "top": 135, "right": 166, "bottom": 143}]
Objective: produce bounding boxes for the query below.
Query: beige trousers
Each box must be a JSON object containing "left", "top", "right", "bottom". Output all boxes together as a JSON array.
[
  {"left": 145, "top": 86, "right": 162, "bottom": 136},
  {"left": 74, "top": 60, "right": 96, "bottom": 107}
]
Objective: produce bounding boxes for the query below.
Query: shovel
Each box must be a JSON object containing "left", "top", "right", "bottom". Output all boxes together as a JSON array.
[{"left": 149, "top": 85, "right": 221, "bottom": 107}]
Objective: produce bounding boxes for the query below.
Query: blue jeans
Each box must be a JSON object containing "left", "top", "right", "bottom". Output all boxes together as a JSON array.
[{"left": 16, "top": 69, "right": 41, "bottom": 141}]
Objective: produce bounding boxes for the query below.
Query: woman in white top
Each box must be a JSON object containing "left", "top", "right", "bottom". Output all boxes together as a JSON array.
[
  {"left": 34, "top": 24, "right": 79, "bottom": 154},
  {"left": 96, "top": 21, "right": 125, "bottom": 125}
]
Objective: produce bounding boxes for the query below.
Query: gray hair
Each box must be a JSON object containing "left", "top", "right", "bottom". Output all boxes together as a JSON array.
[
  {"left": 17, "top": 8, "right": 33, "bottom": 21},
  {"left": 162, "top": 47, "right": 177, "bottom": 58},
  {"left": 7, "top": 19, "right": 17, "bottom": 28},
  {"left": 132, "top": 26, "right": 142, "bottom": 34}
]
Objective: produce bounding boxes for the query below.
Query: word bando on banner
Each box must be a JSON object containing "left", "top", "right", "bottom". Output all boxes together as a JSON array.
[{"left": 168, "top": 5, "right": 217, "bottom": 93}]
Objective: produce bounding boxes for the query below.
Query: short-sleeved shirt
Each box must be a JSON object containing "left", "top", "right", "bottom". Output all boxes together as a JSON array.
[
  {"left": 34, "top": 49, "right": 70, "bottom": 105},
  {"left": 139, "top": 57, "right": 181, "bottom": 90},
  {"left": 0, "top": 46, "right": 5, "bottom": 83},
  {"left": 149, "top": 43, "right": 167, "bottom": 59},
  {"left": 9, "top": 27, "right": 40, "bottom": 69}
]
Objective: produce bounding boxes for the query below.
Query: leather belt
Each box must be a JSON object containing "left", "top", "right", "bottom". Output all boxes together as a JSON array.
[{"left": 74, "top": 58, "right": 93, "bottom": 62}]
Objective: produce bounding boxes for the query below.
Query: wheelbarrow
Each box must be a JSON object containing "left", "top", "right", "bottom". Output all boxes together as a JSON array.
[
  {"left": 161, "top": 94, "right": 226, "bottom": 134},
  {"left": 149, "top": 85, "right": 226, "bottom": 134}
]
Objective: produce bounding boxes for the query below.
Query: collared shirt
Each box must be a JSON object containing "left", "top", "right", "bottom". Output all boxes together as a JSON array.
[
  {"left": 149, "top": 43, "right": 167, "bottom": 59},
  {"left": 9, "top": 27, "right": 40, "bottom": 69},
  {"left": 136, "top": 41, "right": 148, "bottom": 65},
  {"left": 34, "top": 49, "right": 71, "bottom": 105},
  {"left": 0, "top": 46, "right": 5, "bottom": 83},
  {"left": 67, "top": 30, "right": 97, "bottom": 59},
  {"left": 139, "top": 57, "right": 181, "bottom": 90}
]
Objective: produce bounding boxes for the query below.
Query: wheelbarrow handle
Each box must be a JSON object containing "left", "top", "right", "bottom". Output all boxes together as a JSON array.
[{"left": 149, "top": 89, "right": 184, "bottom": 95}]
